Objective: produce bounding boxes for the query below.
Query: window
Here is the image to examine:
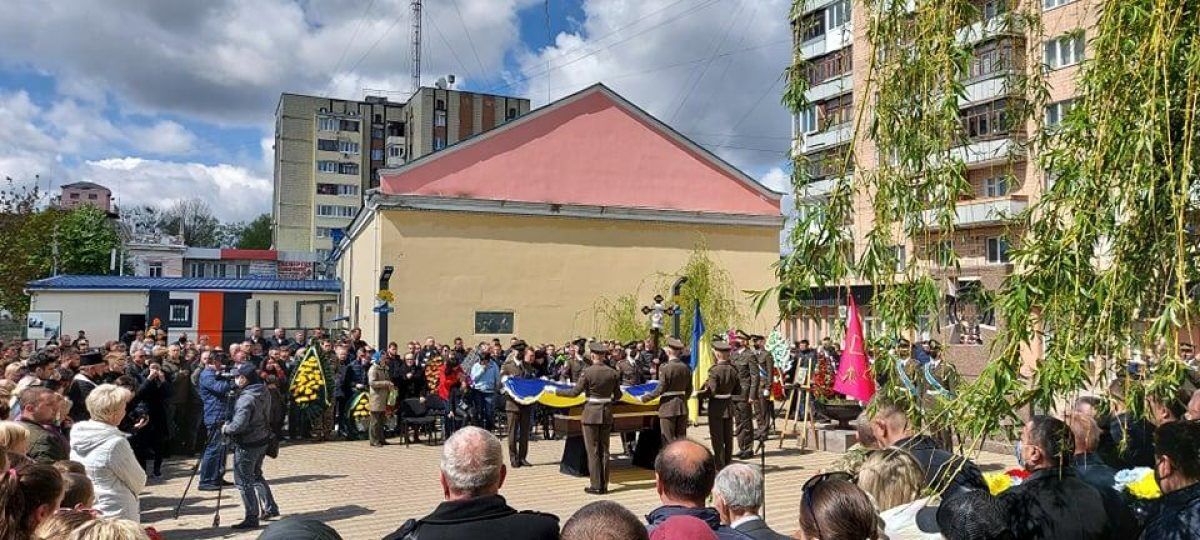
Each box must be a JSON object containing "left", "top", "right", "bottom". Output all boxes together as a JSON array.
[
  {"left": 806, "top": 146, "right": 854, "bottom": 180},
  {"left": 798, "top": 10, "right": 824, "bottom": 42},
  {"left": 893, "top": 245, "right": 906, "bottom": 272},
  {"left": 805, "top": 47, "right": 852, "bottom": 86},
  {"left": 316, "top": 183, "right": 359, "bottom": 196},
  {"left": 388, "top": 146, "right": 405, "bottom": 158},
  {"left": 188, "top": 262, "right": 205, "bottom": 278},
  {"left": 984, "top": 176, "right": 1009, "bottom": 197},
  {"left": 318, "top": 116, "right": 339, "bottom": 131},
  {"left": 981, "top": 0, "right": 1008, "bottom": 21},
  {"left": 967, "top": 40, "right": 1015, "bottom": 80},
  {"left": 147, "top": 262, "right": 163, "bottom": 277},
  {"left": 826, "top": 0, "right": 851, "bottom": 29},
  {"left": 316, "top": 248, "right": 331, "bottom": 260},
  {"left": 316, "top": 227, "right": 339, "bottom": 238},
  {"left": 1043, "top": 0, "right": 1075, "bottom": 9},
  {"left": 372, "top": 128, "right": 384, "bottom": 138},
  {"left": 961, "top": 99, "right": 1011, "bottom": 139},
  {"left": 87, "top": 193, "right": 98, "bottom": 200},
  {"left": 387, "top": 122, "right": 405, "bottom": 137},
  {"left": 1044, "top": 33, "right": 1085, "bottom": 69},
  {"left": 434, "top": 110, "right": 447, "bottom": 127},
  {"left": 506, "top": 108, "right": 518, "bottom": 121},
  {"left": 339, "top": 119, "right": 360, "bottom": 132},
  {"left": 338, "top": 140, "right": 360, "bottom": 154},
  {"left": 435, "top": 99, "right": 446, "bottom": 110},
  {"left": 213, "top": 263, "right": 226, "bottom": 278},
  {"left": 986, "top": 237, "right": 1010, "bottom": 263},
  {"left": 168, "top": 300, "right": 193, "bottom": 328},
  {"left": 434, "top": 137, "right": 446, "bottom": 150},
  {"left": 317, "top": 160, "right": 339, "bottom": 173},
  {"left": 69, "top": 193, "right": 79, "bottom": 199},
  {"left": 235, "top": 264, "right": 250, "bottom": 278},
  {"left": 338, "top": 162, "right": 359, "bottom": 175},
  {"left": 371, "top": 148, "right": 383, "bottom": 161},
  {"left": 317, "top": 139, "right": 339, "bottom": 151},
  {"left": 821, "top": 93, "right": 853, "bottom": 129},
  {"left": 798, "top": 105, "right": 818, "bottom": 134},
  {"left": 1045, "top": 99, "right": 1076, "bottom": 128},
  {"left": 474, "top": 311, "right": 514, "bottom": 334},
  {"left": 373, "top": 114, "right": 383, "bottom": 124},
  {"left": 316, "top": 205, "right": 357, "bottom": 218}
]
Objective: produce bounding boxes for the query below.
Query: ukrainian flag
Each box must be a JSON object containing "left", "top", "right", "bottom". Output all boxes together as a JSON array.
[
  {"left": 687, "top": 301, "right": 713, "bottom": 423},
  {"left": 502, "top": 378, "right": 661, "bottom": 407}
]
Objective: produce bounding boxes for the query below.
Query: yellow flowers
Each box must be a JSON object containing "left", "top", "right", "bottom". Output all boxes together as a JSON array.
[
  {"left": 984, "top": 472, "right": 1014, "bottom": 495},
  {"left": 349, "top": 392, "right": 370, "bottom": 419},
  {"left": 1118, "top": 468, "right": 1162, "bottom": 500},
  {"left": 289, "top": 347, "right": 328, "bottom": 406}
]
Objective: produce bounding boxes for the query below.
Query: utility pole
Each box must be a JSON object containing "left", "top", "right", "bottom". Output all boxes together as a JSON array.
[{"left": 410, "top": 0, "right": 422, "bottom": 93}]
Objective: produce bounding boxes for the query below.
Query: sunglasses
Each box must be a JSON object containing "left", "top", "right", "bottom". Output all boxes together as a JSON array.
[{"left": 802, "top": 472, "right": 856, "bottom": 538}]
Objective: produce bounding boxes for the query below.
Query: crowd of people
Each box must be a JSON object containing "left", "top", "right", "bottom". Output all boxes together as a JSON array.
[{"left": 1, "top": 326, "right": 1198, "bottom": 539}]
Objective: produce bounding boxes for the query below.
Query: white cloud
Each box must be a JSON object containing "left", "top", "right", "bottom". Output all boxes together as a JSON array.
[
  {"left": 129, "top": 121, "right": 198, "bottom": 155},
  {"left": 514, "top": 0, "right": 794, "bottom": 178},
  {"left": 82, "top": 158, "right": 271, "bottom": 222},
  {"left": 758, "top": 166, "right": 790, "bottom": 193}
]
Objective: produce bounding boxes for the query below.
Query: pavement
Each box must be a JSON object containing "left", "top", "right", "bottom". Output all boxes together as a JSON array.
[{"left": 142, "top": 425, "right": 1015, "bottom": 539}]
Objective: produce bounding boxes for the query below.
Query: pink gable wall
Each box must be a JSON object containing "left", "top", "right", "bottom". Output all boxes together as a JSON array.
[{"left": 379, "top": 90, "right": 780, "bottom": 217}]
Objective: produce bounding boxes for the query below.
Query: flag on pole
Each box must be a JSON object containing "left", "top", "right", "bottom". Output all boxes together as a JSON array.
[
  {"left": 833, "top": 294, "right": 876, "bottom": 402},
  {"left": 687, "top": 301, "right": 713, "bottom": 422}
]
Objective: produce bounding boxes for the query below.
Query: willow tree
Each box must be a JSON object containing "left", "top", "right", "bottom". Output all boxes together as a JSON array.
[{"left": 772, "top": 0, "right": 1200, "bottom": 441}]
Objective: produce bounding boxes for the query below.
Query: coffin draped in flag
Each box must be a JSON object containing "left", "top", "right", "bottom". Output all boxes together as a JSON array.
[{"left": 502, "top": 378, "right": 661, "bottom": 407}]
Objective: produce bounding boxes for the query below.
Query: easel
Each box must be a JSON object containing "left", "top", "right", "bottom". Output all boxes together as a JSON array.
[{"left": 777, "top": 352, "right": 821, "bottom": 451}]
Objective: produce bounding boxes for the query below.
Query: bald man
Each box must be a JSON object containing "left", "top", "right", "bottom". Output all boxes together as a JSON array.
[{"left": 645, "top": 439, "right": 746, "bottom": 540}]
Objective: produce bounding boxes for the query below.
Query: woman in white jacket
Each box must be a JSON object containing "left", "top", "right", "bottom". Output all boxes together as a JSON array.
[{"left": 69, "top": 384, "right": 147, "bottom": 523}]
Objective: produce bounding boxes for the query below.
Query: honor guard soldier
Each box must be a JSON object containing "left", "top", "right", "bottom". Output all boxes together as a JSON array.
[
  {"left": 749, "top": 334, "right": 773, "bottom": 442},
  {"left": 730, "top": 334, "right": 759, "bottom": 459},
  {"left": 696, "top": 340, "right": 740, "bottom": 468},
  {"left": 555, "top": 341, "right": 622, "bottom": 494},
  {"left": 501, "top": 340, "right": 536, "bottom": 468},
  {"left": 640, "top": 338, "right": 693, "bottom": 445},
  {"left": 564, "top": 338, "right": 588, "bottom": 383}
]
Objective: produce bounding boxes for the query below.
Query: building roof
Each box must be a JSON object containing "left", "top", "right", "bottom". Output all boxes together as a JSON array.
[
  {"left": 60, "top": 181, "right": 110, "bottom": 191},
  {"left": 377, "top": 83, "right": 782, "bottom": 217},
  {"left": 27, "top": 275, "right": 340, "bottom": 293}
]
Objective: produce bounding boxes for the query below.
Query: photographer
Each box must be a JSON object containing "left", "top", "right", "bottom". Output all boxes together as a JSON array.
[
  {"left": 223, "top": 363, "right": 280, "bottom": 530},
  {"left": 197, "top": 351, "right": 233, "bottom": 491}
]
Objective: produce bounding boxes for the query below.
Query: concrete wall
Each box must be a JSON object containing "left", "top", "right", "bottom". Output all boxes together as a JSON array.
[
  {"left": 343, "top": 208, "right": 780, "bottom": 346},
  {"left": 30, "top": 290, "right": 149, "bottom": 341},
  {"left": 245, "top": 292, "right": 339, "bottom": 331}
]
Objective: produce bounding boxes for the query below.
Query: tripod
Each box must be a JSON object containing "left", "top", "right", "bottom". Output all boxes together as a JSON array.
[{"left": 175, "top": 390, "right": 236, "bottom": 527}]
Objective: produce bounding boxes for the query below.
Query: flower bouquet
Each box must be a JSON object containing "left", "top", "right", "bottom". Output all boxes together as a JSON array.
[
  {"left": 1113, "top": 467, "right": 1162, "bottom": 527},
  {"left": 983, "top": 468, "right": 1030, "bottom": 495}
]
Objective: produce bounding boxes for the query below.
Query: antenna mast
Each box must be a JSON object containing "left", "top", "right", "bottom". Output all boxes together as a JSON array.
[{"left": 410, "top": 0, "right": 422, "bottom": 92}]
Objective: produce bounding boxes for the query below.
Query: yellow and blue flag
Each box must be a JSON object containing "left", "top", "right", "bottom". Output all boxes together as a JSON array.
[
  {"left": 501, "top": 378, "right": 661, "bottom": 408},
  {"left": 687, "top": 301, "right": 713, "bottom": 423}
]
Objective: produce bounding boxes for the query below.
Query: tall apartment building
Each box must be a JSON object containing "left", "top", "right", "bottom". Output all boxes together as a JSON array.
[
  {"left": 785, "top": 0, "right": 1094, "bottom": 373},
  {"left": 273, "top": 88, "right": 531, "bottom": 255}
]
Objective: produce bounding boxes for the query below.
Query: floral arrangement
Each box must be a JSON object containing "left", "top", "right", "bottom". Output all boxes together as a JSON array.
[
  {"left": 1114, "top": 467, "right": 1162, "bottom": 500},
  {"left": 983, "top": 468, "right": 1031, "bottom": 495}
]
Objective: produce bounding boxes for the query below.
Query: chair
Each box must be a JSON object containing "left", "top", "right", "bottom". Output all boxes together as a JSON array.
[{"left": 399, "top": 398, "right": 440, "bottom": 447}]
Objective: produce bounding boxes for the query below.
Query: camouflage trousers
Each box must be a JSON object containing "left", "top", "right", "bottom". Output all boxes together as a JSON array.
[{"left": 309, "top": 406, "right": 335, "bottom": 441}]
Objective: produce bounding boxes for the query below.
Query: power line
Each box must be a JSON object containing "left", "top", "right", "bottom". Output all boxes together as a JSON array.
[
  {"left": 427, "top": 4, "right": 479, "bottom": 83},
  {"left": 687, "top": 130, "right": 793, "bottom": 141},
  {"left": 667, "top": 0, "right": 746, "bottom": 123},
  {"left": 448, "top": 0, "right": 489, "bottom": 83},
  {"left": 344, "top": 8, "right": 408, "bottom": 78},
  {"left": 325, "top": 0, "right": 379, "bottom": 96},
  {"left": 486, "top": 0, "right": 723, "bottom": 94}
]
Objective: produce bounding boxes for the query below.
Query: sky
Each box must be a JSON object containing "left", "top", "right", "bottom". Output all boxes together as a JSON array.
[{"left": 0, "top": 0, "right": 795, "bottom": 222}]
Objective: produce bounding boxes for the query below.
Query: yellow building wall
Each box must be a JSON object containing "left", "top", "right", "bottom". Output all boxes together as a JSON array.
[{"left": 345, "top": 208, "right": 780, "bottom": 346}]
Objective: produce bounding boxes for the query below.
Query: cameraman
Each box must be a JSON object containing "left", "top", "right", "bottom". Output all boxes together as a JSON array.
[
  {"left": 223, "top": 362, "right": 280, "bottom": 530},
  {"left": 197, "top": 351, "right": 234, "bottom": 491}
]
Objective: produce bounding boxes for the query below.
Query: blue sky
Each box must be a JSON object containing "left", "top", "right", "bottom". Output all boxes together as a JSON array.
[{"left": 0, "top": 0, "right": 792, "bottom": 221}]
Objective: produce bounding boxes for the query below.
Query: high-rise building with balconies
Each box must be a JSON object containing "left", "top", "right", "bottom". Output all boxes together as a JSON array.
[
  {"left": 785, "top": 0, "right": 1095, "bottom": 374},
  {"left": 272, "top": 88, "right": 531, "bottom": 255}
]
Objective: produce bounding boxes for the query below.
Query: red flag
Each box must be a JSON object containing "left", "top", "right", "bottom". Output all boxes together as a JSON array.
[{"left": 833, "top": 294, "right": 876, "bottom": 402}]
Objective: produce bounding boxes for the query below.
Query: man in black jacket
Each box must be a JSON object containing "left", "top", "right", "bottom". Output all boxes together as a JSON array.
[
  {"left": 1141, "top": 420, "right": 1200, "bottom": 539},
  {"left": 1000, "top": 415, "right": 1138, "bottom": 540},
  {"left": 384, "top": 426, "right": 558, "bottom": 540},
  {"left": 870, "top": 403, "right": 986, "bottom": 495}
]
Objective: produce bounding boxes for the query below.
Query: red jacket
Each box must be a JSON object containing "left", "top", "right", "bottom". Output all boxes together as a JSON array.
[{"left": 437, "top": 365, "right": 463, "bottom": 401}]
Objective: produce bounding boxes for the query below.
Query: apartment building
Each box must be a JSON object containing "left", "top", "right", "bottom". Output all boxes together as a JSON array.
[
  {"left": 58, "top": 181, "right": 114, "bottom": 214},
  {"left": 273, "top": 87, "right": 531, "bottom": 256},
  {"left": 785, "top": 0, "right": 1095, "bottom": 374}
]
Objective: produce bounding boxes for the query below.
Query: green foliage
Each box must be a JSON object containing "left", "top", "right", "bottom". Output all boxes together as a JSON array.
[
  {"left": 594, "top": 292, "right": 649, "bottom": 343},
  {"left": 0, "top": 179, "right": 123, "bottom": 317},
  {"left": 662, "top": 242, "right": 744, "bottom": 341},
  {"left": 235, "top": 214, "right": 273, "bottom": 249}
]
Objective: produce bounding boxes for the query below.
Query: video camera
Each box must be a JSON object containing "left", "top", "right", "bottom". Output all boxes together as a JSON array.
[{"left": 209, "top": 351, "right": 238, "bottom": 381}]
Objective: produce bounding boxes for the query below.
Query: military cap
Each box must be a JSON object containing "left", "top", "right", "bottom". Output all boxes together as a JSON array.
[
  {"left": 588, "top": 341, "right": 610, "bottom": 354},
  {"left": 78, "top": 349, "right": 105, "bottom": 367},
  {"left": 734, "top": 330, "right": 750, "bottom": 341},
  {"left": 572, "top": 337, "right": 588, "bottom": 348},
  {"left": 896, "top": 338, "right": 911, "bottom": 348},
  {"left": 666, "top": 337, "right": 685, "bottom": 350},
  {"left": 712, "top": 340, "right": 732, "bottom": 352},
  {"left": 25, "top": 352, "right": 54, "bottom": 368}
]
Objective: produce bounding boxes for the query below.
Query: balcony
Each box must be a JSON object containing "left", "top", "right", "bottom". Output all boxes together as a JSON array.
[
  {"left": 806, "top": 74, "right": 853, "bottom": 104},
  {"left": 957, "top": 15, "right": 1021, "bottom": 46},
  {"left": 798, "top": 122, "right": 853, "bottom": 154},
  {"left": 920, "top": 195, "right": 1027, "bottom": 231},
  {"left": 960, "top": 72, "right": 1014, "bottom": 106},
  {"left": 800, "top": 24, "right": 853, "bottom": 61},
  {"left": 797, "top": 177, "right": 837, "bottom": 201},
  {"left": 948, "top": 136, "right": 1018, "bottom": 168}
]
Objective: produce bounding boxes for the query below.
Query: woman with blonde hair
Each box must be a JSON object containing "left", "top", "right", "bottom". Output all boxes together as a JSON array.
[
  {"left": 66, "top": 517, "right": 149, "bottom": 540},
  {"left": 34, "top": 508, "right": 97, "bottom": 539},
  {"left": 68, "top": 384, "right": 146, "bottom": 523},
  {"left": 856, "top": 448, "right": 939, "bottom": 539},
  {"left": 0, "top": 421, "right": 29, "bottom": 455}
]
